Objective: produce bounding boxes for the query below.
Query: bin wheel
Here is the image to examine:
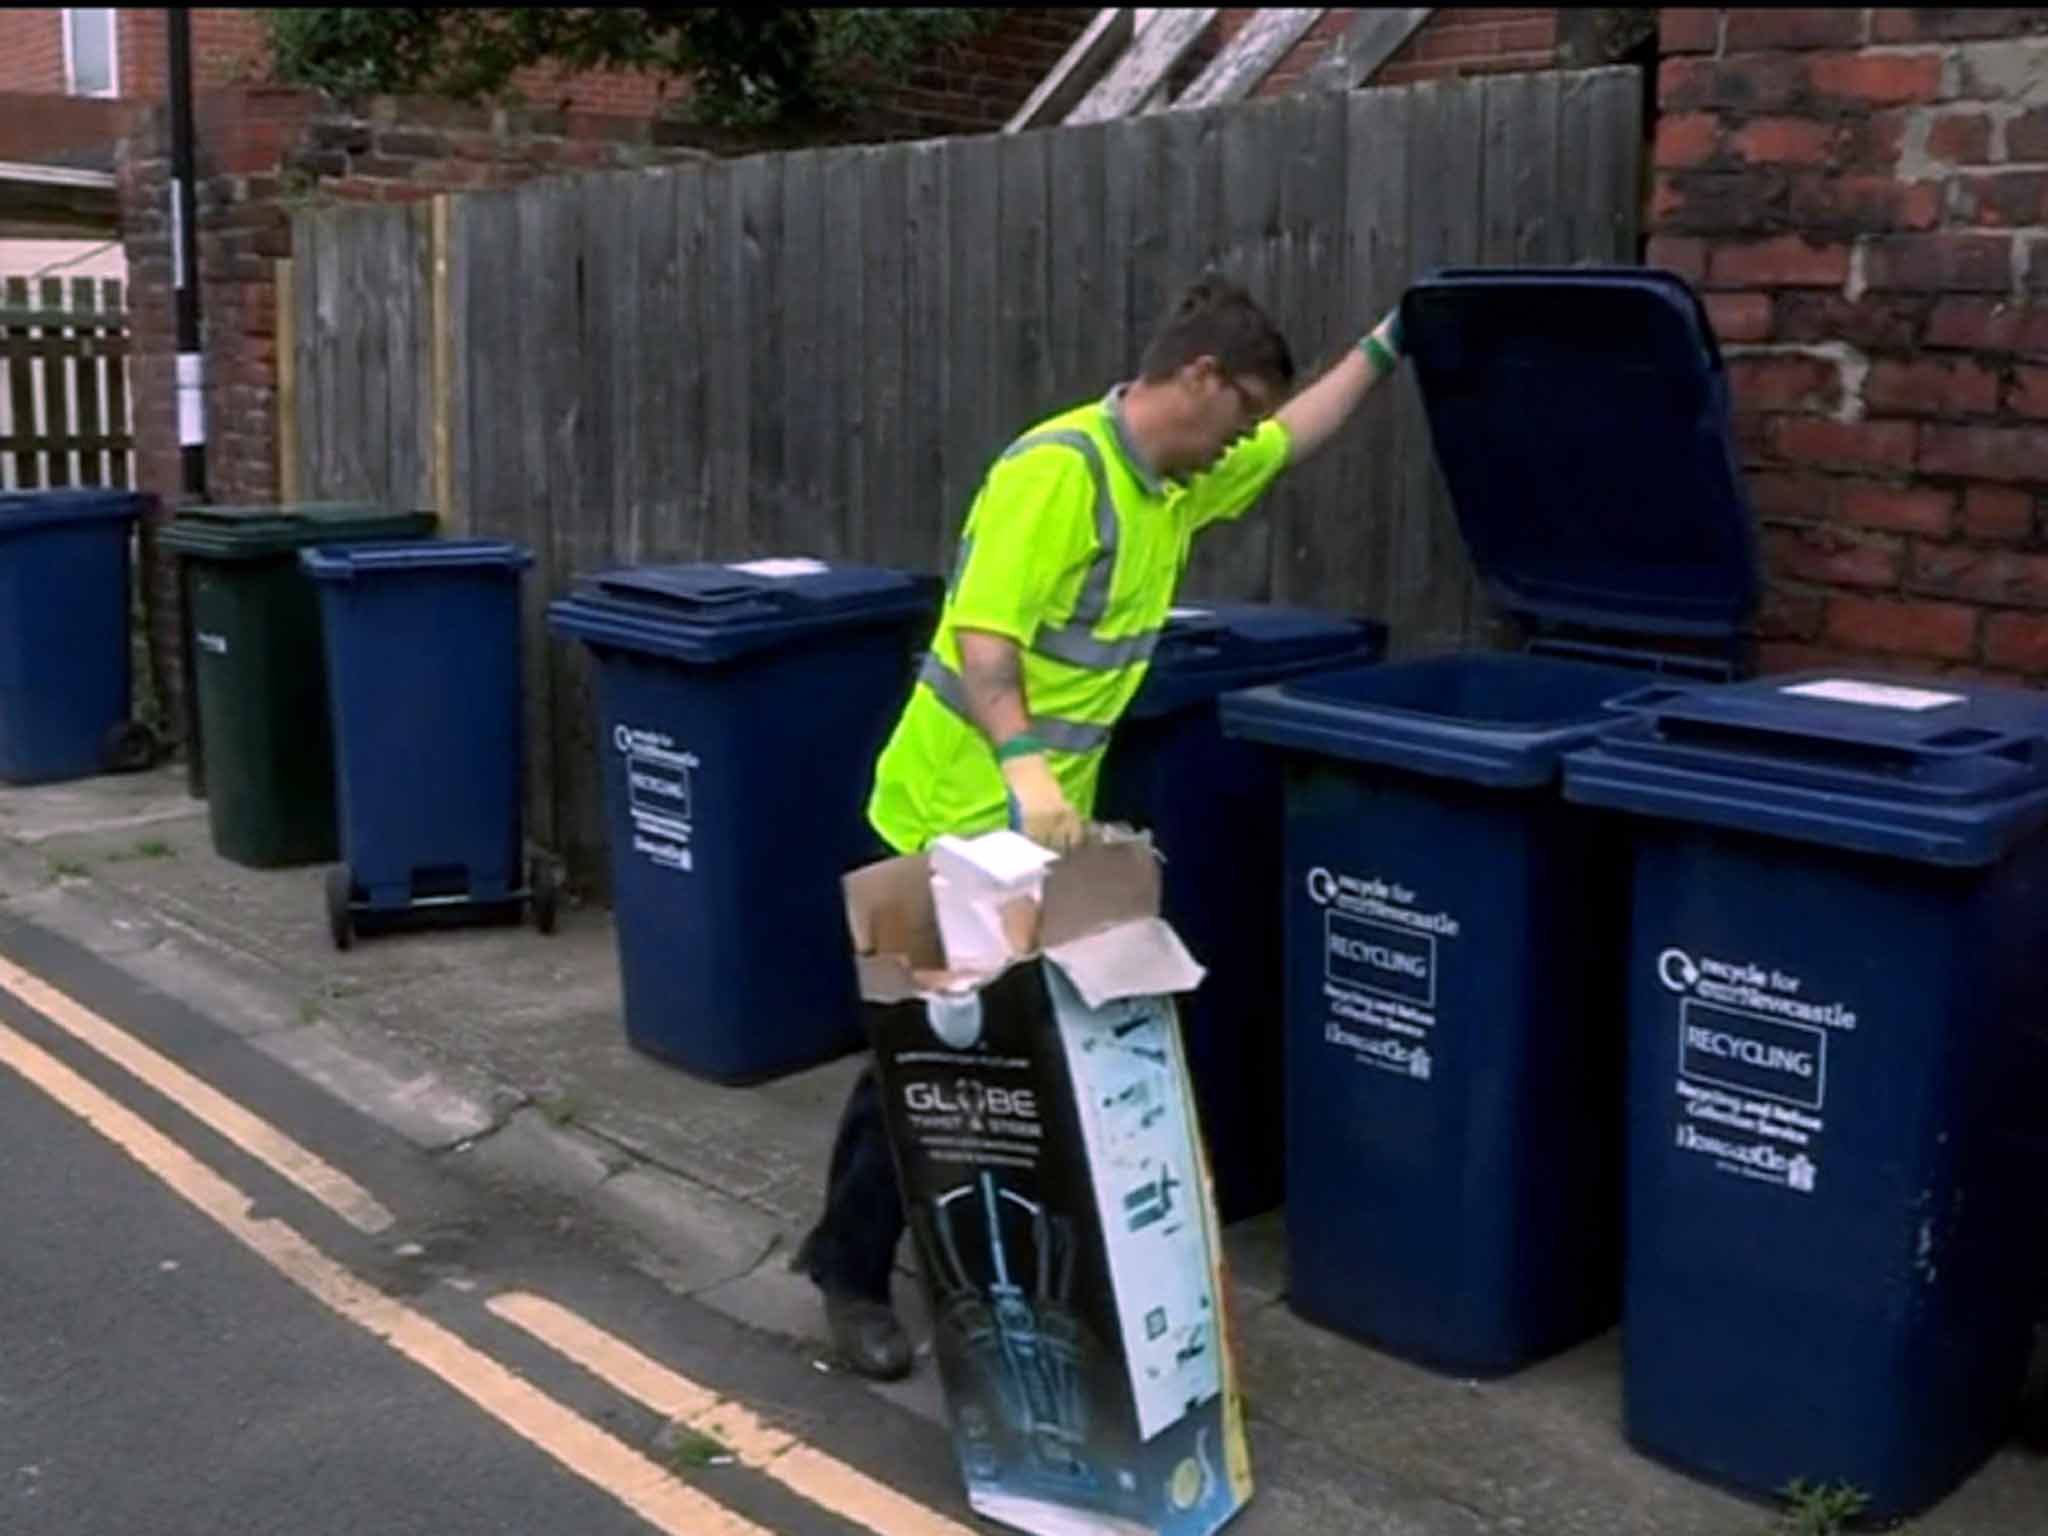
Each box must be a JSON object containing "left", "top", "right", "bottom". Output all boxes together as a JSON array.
[
  {"left": 326, "top": 867, "right": 355, "bottom": 952},
  {"left": 530, "top": 857, "right": 560, "bottom": 936},
  {"left": 103, "top": 720, "right": 160, "bottom": 775}
]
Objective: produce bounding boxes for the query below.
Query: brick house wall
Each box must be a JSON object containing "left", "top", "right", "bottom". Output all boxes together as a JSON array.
[
  {"left": 1652, "top": 8, "right": 2048, "bottom": 685},
  {"left": 1203, "top": 9, "right": 1564, "bottom": 96},
  {"left": 0, "top": 8, "right": 67, "bottom": 95}
]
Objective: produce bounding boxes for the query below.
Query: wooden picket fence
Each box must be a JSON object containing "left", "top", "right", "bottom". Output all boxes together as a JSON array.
[{"left": 0, "top": 276, "right": 134, "bottom": 492}]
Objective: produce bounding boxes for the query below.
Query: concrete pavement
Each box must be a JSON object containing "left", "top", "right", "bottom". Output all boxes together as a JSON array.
[{"left": 1, "top": 764, "right": 2042, "bottom": 1535}]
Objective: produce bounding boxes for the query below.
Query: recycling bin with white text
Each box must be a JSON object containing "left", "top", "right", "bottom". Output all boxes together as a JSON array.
[
  {"left": 547, "top": 560, "right": 941, "bottom": 1084},
  {"left": 1220, "top": 267, "right": 1760, "bottom": 1375},
  {"left": 1563, "top": 671, "right": 2048, "bottom": 1521}
]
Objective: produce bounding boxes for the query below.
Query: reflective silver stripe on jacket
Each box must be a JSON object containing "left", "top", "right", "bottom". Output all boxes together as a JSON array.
[
  {"left": 917, "top": 652, "right": 1112, "bottom": 757},
  {"left": 998, "top": 429, "right": 1161, "bottom": 673}
]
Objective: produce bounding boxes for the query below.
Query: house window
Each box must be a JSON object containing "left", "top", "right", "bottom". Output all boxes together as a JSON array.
[{"left": 63, "top": 9, "right": 119, "bottom": 98}]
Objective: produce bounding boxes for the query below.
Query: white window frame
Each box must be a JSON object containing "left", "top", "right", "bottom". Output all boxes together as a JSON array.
[{"left": 61, "top": 9, "right": 121, "bottom": 100}]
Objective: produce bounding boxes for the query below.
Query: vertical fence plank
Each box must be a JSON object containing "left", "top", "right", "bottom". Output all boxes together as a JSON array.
[
  {"left": 5, "top": 277, "right": 35, "bottom": 486},
  {"left": 674, "top": 165, "right": 711, "bottom": 561},
  {"left": 1048, "top": 121, "right": 1109, "bottom": 405},
  {"left": 37, "top": 279, "right": 68, "bottom": 487},
  {"left": 71, "top": 277, "right": 106, "bottom": 487},
  {"left": 1598, "top": 68, "right": 1645, "bottom": 261},
  {"left": 906, "top": 141, "right": 951, "bottom": 571},
  {"left": 739, "top": 151, "right": 784, "bottom": 556},
  {"left": 275, "top": 259, "right": 297, "bottom": 503},
  {"left": 941, "top": 133, "right": 1001, "bottom": 562},
  {"left": 1099, "top": 117, "right": 1140, "bottom": 398},
  {"left": 1269, "top": 91, "right": 1353, "bottom": 607},
  {"left": 998, "top": 128, "right": 1054, "bottom": 450},
  {"left": 699, "top": 159, "right": 748, "bottom": 561},
  {"left": 604, "top": 173, "right": 642, "bottom": 566},
  {"left": 432, "top": 195, "right": 458, "bottom": 531},
  {"left": 1330, "top": 83, "right": 1414, "bottom": 626},
  {"left": 818, "top": 145, "right": 864, "bottom": 562},
  {"left": 1506, "top": 71, "right": 1563, "bottom": 266},
  {"left": 779, "top": 148, "right": 822, "bottom": 554},
  {"left": 104, "top": 278, "right": 131, "bottom": 490},
  {"left": 527, "top": 180, "right": 574, "bottom": 855},
  {"left": 638, "top": 168, "right": 680, "bottom": 561},
  {"left": 1393, "top": 80, "right": 1490, "bottom": 656},
  {"left": 859, "top": 145, "right": 912, "bottom": 569},
  {"left": 385, "top": 206, "right": 420, "bottom": 510}
]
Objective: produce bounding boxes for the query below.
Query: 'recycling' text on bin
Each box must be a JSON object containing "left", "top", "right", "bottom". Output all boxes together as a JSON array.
[
  {"left": 1326, "top": 913, "right": 1437, "bottom": 1007},
  {"left": 1679, "top": 1001, "right": 1827, "bottom": 1111}
]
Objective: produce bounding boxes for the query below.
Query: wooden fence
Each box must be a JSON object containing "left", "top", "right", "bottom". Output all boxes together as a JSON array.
[
  {"left": 1, "top": 276, "right": 133, "bottom": 491},
  {"left": 284, "top": 67, "right": 1644, "bottom": 880}
]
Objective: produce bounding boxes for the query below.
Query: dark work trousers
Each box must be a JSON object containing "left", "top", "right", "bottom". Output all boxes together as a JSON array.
[
  {"left": 801, "top": 1063, "right": 904, "bottom": 1303},
  {"left": 801, "top": 829, "right": 911, "bottom": 1304},
  {"left": 802, "top": 799, "right": 1025, "bottom": 1304}
]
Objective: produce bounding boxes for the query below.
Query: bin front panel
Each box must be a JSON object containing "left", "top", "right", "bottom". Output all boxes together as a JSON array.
[
  {"left": 1281, "top": 759, "right": 1628, "bottom": 1375},
  {"left": 1621, "top": 822, "right": 2048, "bottom": 1519},
  {"left": 589, "top": 626, "right": 920, "bottom": 1083},
  {"left": 0, "top": 517, "right": 132, "bottom": 784},
  {"left": 187, "top": 556, "right": 340, "bottom": 867},
  {"left": 319, "top": 567, "right": 526, "bottom": 904}
]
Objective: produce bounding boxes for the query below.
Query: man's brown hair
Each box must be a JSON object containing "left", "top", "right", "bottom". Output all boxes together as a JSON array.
[{"left": 1138, "top": 274, "right": 1296, "bottom": 391}]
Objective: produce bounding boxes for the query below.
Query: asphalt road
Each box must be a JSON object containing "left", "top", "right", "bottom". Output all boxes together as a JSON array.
[{"left": 0, "top": 916, "right": 971, "bottom": 1536}]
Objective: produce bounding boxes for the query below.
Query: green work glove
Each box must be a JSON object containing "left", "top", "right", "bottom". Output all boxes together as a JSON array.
[
  {"left": 1358, "top": 305, "right": 1404, "bottom": 374},
  {"left": 999, "top": 751, "right": 1083, "bottom": 853}
]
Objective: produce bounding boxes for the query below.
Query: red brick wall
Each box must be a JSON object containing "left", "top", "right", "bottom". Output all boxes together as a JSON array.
[
  {"left": 0, "top": 9, "right": 65, "bottom": 95},
  {"left": 1202, "top": 8, "right": 1563, "bottom": 97},
  {"left": 1653, "top": 8, "right": 2048, "bottom": 685},
  {"left": 866, "top": 9, "right": 1098, "bottom": 139}
]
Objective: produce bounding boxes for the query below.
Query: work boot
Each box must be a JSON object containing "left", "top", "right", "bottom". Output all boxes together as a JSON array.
[
  {"left": 790, "top": 1225, "right": 914, "bottom": 1382},
  {"left": 821, "top": 1293, "right": 914, "bottom": 1382}
]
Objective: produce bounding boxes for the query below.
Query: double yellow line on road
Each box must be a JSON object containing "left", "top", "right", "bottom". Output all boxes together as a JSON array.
[{"left": 0, "top": 954, "right": 972, "bottom": 1536}]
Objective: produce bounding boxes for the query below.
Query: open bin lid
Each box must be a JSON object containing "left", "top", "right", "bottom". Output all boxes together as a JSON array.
[
  {"left": 547, "top": 557, "right": 943, "bottom": 665},
  {"left": 301, "top": 538, "right": 533, "bottom": 581},
  {"left": 0, "top": 488, "right": 145, "bottom": 533},
  {"left": 160, "top": 502, "right": 437, "bottom": 561},
  {"left": 1563, "top": 672, "right": 2048, "bottom": 866},
  {"left": 1126, "top": 602, "right": 1387, "bottom": 719},
  {"left": 1399, "top": 266, "right": 1760, "bottom": 645}
]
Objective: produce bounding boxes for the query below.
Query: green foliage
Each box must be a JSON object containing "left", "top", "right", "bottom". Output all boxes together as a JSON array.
[
  {"left": 264, "top": 8, "right": 1004, "bottom": 128},
  {"left": 1775, "top": 1480, "right": 1871, "bottom": 1536}
]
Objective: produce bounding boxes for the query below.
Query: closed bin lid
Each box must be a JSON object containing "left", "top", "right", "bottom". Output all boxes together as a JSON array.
[
  {"left": 547, "top": 558, "right": 943, "bottom": 665},
  {"left": 1562, "top": 672, "right": 2048, "bottom": 866},
  {"left": 159, "top": 502, "right": 437, "bottom": 560},
  {"left": 1399, "top": 266, "right": 1760, "bottom": 642},
  {"left": 1127, "top": 602, "right": 1387, "bottom": 718},
  {"left": 0, "top": 488, "right": 144, "bottom": 533},
  {"left": 301, "top": 538, "right": 534, "bottom": 580}
]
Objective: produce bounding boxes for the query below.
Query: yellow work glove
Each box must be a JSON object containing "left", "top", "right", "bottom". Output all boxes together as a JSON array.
[{"left": 998, "top": 747, "right": 1084, "bottom": 853}]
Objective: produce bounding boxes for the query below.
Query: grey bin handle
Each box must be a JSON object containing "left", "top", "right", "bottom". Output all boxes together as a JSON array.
[{"left": 1641, "top": 714, "right": 2046, "bottom": 790}]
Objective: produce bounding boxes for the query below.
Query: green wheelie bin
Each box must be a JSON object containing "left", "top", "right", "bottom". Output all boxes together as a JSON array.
[{"left": 161, "top": 504, "right": 436, "bottom": 867}]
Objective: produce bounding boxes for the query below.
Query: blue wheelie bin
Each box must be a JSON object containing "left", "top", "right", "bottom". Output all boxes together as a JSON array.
[
  {"left": 0, "top": 489, "right": 155, "bottom": 783},
  {"left": 1563, "top": 673, "right": 2048, "bottom": 1520},
  {"left": 548, "top": 561, "right": 942, "bottom": 1084},
  {"left": 1219, "top": 267, "right": 1760, "bottom": 1376},
  {"left": 1094, "top": 603, "right": 1386, "bottom": 1224},
  {"left": 302, "top": 540, "right": 547, "bottom": 948}
]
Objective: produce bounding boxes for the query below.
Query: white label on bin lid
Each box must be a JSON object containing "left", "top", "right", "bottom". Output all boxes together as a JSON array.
[
  {"left": 1167, "top": 606, "right": 1212, "bottom": 621},
  {"left": 1778, "top": 679, "right": 1965, "bottom": 712},
  {"left": 726, "top": 557, "right": 830, "bottom": 579}
]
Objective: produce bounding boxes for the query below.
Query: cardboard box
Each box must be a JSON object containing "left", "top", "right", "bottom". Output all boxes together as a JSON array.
[{"left": 845, "top": 832, "right": 1254, "bottom": 1536}]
